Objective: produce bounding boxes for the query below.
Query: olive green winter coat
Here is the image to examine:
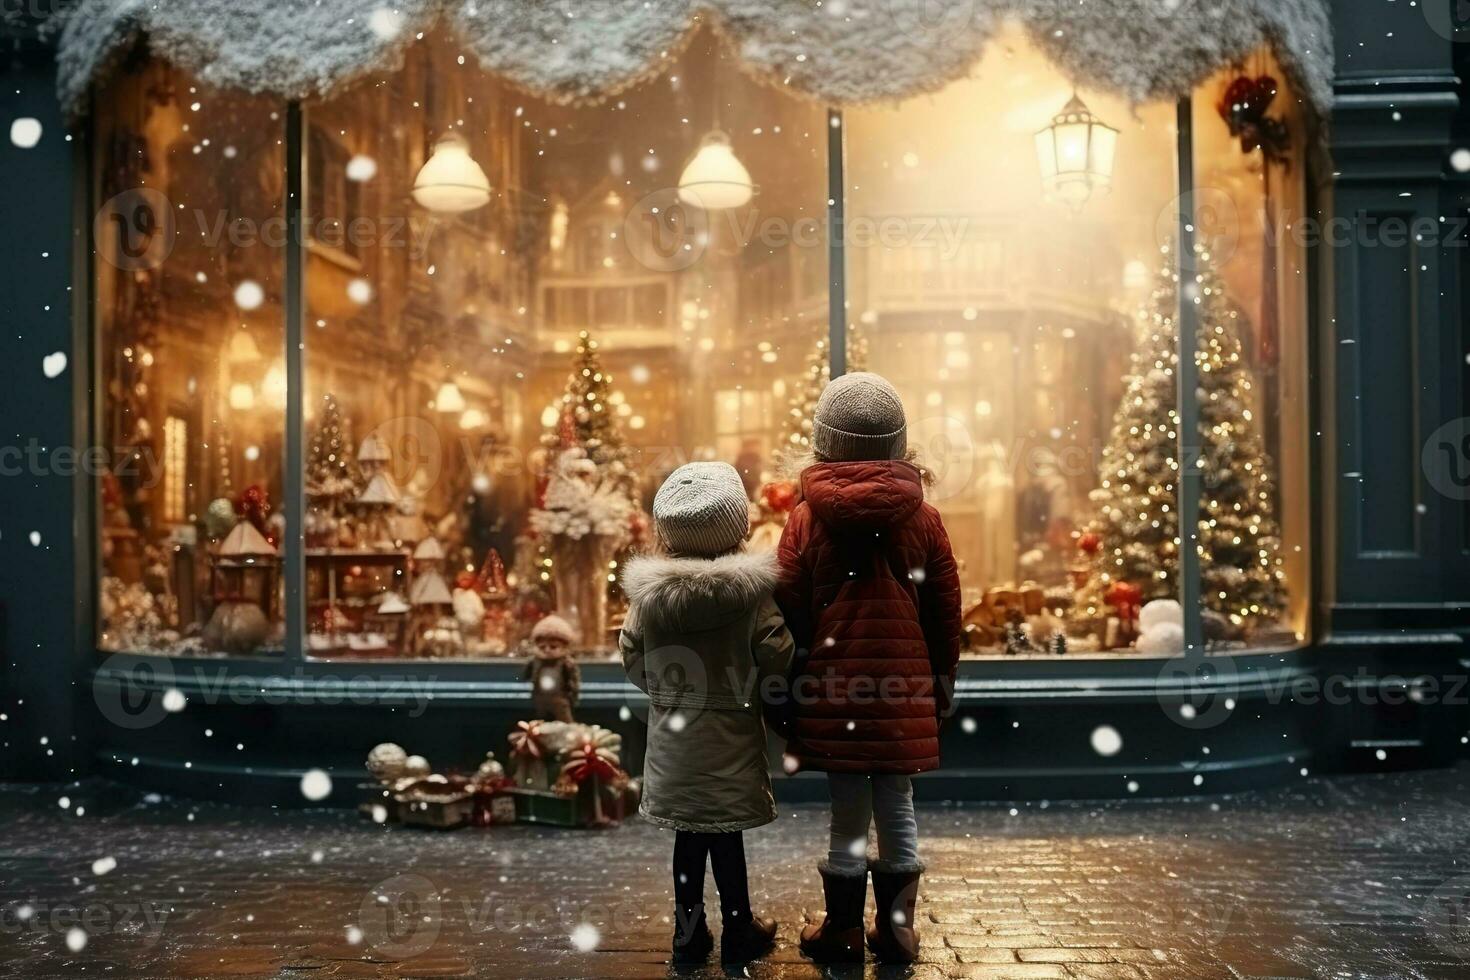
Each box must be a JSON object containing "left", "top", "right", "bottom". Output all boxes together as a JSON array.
[{"left": 619, "top": 550, "right": 795, "bottom": 833}]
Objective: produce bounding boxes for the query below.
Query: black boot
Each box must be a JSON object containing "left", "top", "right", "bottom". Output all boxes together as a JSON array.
[
  {"left": 866, "top": 862, "right": 922, "bottom": 964},
  {"left": 720, "top": 912, "right": 777, "bottom": 963},
  {"left": 672, "top": 904, "right": 714, "bottom": 964},
  {"left": 798, "top": 861, "right": 867, "bottom": 964}
]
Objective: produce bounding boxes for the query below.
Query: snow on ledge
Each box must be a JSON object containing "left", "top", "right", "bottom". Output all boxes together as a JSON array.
[{"left": 54, "top": 0, "right": 1333, "bottom": 118}]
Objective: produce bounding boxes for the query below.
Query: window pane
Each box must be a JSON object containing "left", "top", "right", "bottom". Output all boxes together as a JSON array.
[
  {"left": 95, "top": 61, "right": 287, "bottom": 656},
  {"left": 1191, "top": 53, "right": 1309, "bottom": 651},
  {"left": 846, "top": 24, "right": 1182, "bottom": 657},
  {"left": 302, "top": 28, "right": 826, "bottom": 659}
]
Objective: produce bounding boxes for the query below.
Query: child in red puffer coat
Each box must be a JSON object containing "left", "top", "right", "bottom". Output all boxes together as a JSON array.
[{"left": 775, "top": 371, "right": 962, "bottom": 966}]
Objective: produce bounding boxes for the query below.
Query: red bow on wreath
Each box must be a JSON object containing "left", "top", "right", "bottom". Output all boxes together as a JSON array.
[{"left": 1216, "top": 74, "right": 1290, "bottom": 164}]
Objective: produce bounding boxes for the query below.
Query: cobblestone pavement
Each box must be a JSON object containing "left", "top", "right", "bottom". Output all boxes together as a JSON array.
[{"left": 3, "top": 766, "right": 1470, "bottom": 979}]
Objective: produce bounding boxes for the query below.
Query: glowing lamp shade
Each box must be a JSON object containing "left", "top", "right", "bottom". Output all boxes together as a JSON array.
[
  {"left": 412, "top": 133, "right": 491, "bottom": 213},
  {"left": 433, "top": 381, "right": 467, "bottom": 414},
  {"left": 228, "top": 382, "right": 256, "bottom": 411},
  {"left": 1034, "top": 93, "right": 1118, "bottom": 210},
  {"left": 677, "top": 131, "right": 754, "bottom": 210}
]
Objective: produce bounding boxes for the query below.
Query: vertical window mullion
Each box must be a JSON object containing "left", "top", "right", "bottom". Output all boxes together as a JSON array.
[
  {"left": 283, "top": 101, "right": 307, "bottom": 663},
  {"left": 1175, "top": 97, "right": 1205, "bottom": 654},
  {"left": 827, "top": 107, "right": 847, "bottom": 379}
]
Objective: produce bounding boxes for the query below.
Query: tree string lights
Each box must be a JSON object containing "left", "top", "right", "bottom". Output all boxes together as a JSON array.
[{"left": 1078, "top": 241, "right": 1287, "bottom": 638}]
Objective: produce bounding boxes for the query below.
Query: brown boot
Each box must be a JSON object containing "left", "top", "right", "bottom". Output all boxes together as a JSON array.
[
  {"left": 798, "top": 862, "right": 867, "bottom": 964},
  {"left": 866, "top": 862, "right": 922, "bottom": 963}
]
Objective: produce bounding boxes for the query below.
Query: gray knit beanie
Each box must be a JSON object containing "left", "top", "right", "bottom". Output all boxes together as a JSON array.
[
  {"left": 652, "top": 461, "right": 750, "bottom": 556},
  {"left": 812, "top": 372, "right": 908, "bottom": 462}
]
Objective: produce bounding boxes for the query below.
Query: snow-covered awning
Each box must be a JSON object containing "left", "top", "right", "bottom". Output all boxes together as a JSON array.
[{"left": 55, "top": 0, "right": 1332, "bottom": 119}]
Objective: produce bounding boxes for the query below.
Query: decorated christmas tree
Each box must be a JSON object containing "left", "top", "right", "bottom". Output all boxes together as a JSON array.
[
  {"left": 532, "top": 332, "right": 643, "bottom": 648},
  {"left": 778, "top": 328, "right": 867, "bottom": 455},
  {"left": 1080, "top": 241, "right": 1287, "bottom": 639},
  {"left": 541, "top": 331, "right": 635, "bottom": 495},
  {"left": 306, "top": 392, "right": 359, "bottom": 505}
]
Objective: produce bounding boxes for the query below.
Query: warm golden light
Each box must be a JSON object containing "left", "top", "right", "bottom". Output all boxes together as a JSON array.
[
  {"left": 1035, "top": 93, "right": 1118, "bottom": 209},
  {"left": 677, "top": 131, "right": 754, "bottom": 210},
  {"left": 412, "top": 133, "right": 491, "bottom": 213}
]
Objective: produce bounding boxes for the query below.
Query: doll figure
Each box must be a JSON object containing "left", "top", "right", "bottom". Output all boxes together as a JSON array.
[{"left": 524, "top": 614, "right": 580, "bottom": 722}]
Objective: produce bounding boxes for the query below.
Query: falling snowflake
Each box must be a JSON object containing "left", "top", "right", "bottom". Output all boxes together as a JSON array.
[
  {"left": 1090, "top": 725, "right": 1123, "bottom": 757},
  {"left": 569, "top": 923, "right": 600, "bottom": 952},
  {"left": 345, "top": 925, "right": 363, "bottom": 945},
  {"left": 10, "top": 117, "right": 42, "bottom": 149},
  {"left": 346, "top": 154, "right": 378, "bottom": 182},
  {"left": 846, "top": 837, "right": 866, "bottom": 859},
  {"left": 367, "top": 7, "right": 404, "bottom": 39},
  {"left": 91, "top": 856, "right": 117, "bottom": 876},
  {"left": 28, "top": 531, "right": 41, "bottom": 547},
  {"left": 42, "top": 352, "right": 67, "bottom": 378},
  {"left": 346, "top": 278, "right": 373, "bottom": 305},
  {"left": 65, "top": 927, "right": 87, "bottom": 952},
  {"left": 960, "top": 717, "right": 977, "bottom": 734},
  {"left": 667, "top": 713, "right": 686, "bottom": 733},
  {"left": 161, "top": 688, "right": 186, "bottom": 713},
  {"left": 233, "top": 280, "right": 264, "bottom": 311},
  {"left": 300, "top": 769, "right": 333, "bottom": 802},
  {"left": 1452, "top": 149, "right": 1470, "bottom": 173}
]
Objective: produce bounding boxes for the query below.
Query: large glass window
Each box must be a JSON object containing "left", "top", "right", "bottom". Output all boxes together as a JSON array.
[
  {"left": 299, "top": 29, "right": 826, "bottom": 659},
  {"left": 95, "top": 61, "right": 286, "bottom": 657},
  {"left": 1191, "top": 53, "right": 1310, "bottom": 651},
  {"left": 846, "top": 26, "right": 1183, "bottom": 656},
  {"left": 93, "top": 32, "right": 1308, "bottom": 662}
]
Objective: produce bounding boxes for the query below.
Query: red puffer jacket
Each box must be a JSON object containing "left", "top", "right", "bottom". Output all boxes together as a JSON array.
[{"left": 774, "top": 460, "right": 962, "bottom": 774}]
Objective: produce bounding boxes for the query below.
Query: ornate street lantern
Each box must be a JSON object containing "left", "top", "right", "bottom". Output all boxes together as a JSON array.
[{"left": 1034, "top": 92, "right": 1118, "bottom": 210}]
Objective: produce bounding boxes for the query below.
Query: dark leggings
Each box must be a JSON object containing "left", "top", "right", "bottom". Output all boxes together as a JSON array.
[{"left": 673, "top": 830, "right": 751, "bottom": 927}]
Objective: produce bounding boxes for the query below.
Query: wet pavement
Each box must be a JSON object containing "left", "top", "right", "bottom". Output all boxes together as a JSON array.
[{"left": 3, "top": 766, "right": 1470, "bottom": 979}]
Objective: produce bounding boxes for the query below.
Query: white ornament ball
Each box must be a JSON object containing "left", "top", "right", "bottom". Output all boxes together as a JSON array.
[
  {"left": 403, "top": 754, "right": 431, "bottom": 778},
  {"left": 1136, "top": 621, "right": 1186, "bottom": 655},
  {"left": 1138, "top": 598, "right": 1183, "bottom": 634},
  {"left": 366, "top": 742, "right": 408, "bottom": 782}
]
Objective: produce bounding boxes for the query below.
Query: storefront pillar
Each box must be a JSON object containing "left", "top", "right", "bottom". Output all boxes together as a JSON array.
[
  {"left": 0, "top": 22, "right": 90, "bottom": 780},
  {"left": 1318, "top": 0, "right": 1466, "bottom": 767}
]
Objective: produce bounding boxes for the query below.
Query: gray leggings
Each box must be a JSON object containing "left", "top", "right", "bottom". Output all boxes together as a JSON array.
[{"left": 825, "top": 773, "right": 920, "bottom": 875}]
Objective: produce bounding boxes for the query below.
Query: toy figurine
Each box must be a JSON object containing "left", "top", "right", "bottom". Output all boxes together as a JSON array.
[{"left": 523, "top": 614, "right": 581, "bottom": 722}]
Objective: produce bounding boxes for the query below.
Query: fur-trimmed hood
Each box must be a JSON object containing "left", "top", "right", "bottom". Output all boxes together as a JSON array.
[{"left": 620, "top": 549, "right": 778, "bottom": 632}]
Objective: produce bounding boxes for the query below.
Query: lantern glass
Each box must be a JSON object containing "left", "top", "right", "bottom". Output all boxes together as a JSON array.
[{"left": 1035, "top": 93, "right": 1118, "bottom": 209}]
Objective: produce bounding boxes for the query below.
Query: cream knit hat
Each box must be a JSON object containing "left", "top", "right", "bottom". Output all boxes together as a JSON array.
[
  {"left": 652, "top": 461, "right": 750, "bottom": 556},
  {"left": 812, "top": 371, "right": 908, "bottom": 462}
]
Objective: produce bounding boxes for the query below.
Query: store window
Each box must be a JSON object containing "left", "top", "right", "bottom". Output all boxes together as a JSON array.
[
  {"left": 299, "top": 29, "right": 826, "bottom": 659},
  {"left": 93, "top": 31, "right": 1307, "bottom": 663},
  {"left": 1190, "top": 53, "right": 1310, "bottom": 651},
  {"left": 95, "top": 61, "right": 287, "bottom": 656}
]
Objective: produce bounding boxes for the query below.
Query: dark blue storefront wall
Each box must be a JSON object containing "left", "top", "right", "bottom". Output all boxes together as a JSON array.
[
  {"left": 3, "top": 0, "right": 1469, "bottom": 803},
  {"left": 0, "top": 34, "right": 92, "bottom": 783}
]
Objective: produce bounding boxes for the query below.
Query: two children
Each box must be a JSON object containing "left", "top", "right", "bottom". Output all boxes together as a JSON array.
[{"left": 619, "top": 372, "right": 962, "bottom": 966}]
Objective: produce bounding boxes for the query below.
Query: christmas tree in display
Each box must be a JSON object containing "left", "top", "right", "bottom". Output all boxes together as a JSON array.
[
  {"left": 531, "top": 331, "right": 641, "bottom": 648},
  {"left": 540, "top": 331, "right": 635, "bottom": 495},
  {"left": 305, "top": 392, "right": 359, "bottom": 505},
  {"left": 1080, "top": 241, "right": 1287, "bottom": 640},
  {"left": 778, "top": 328, "right": 867, "bottom": 455}
]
